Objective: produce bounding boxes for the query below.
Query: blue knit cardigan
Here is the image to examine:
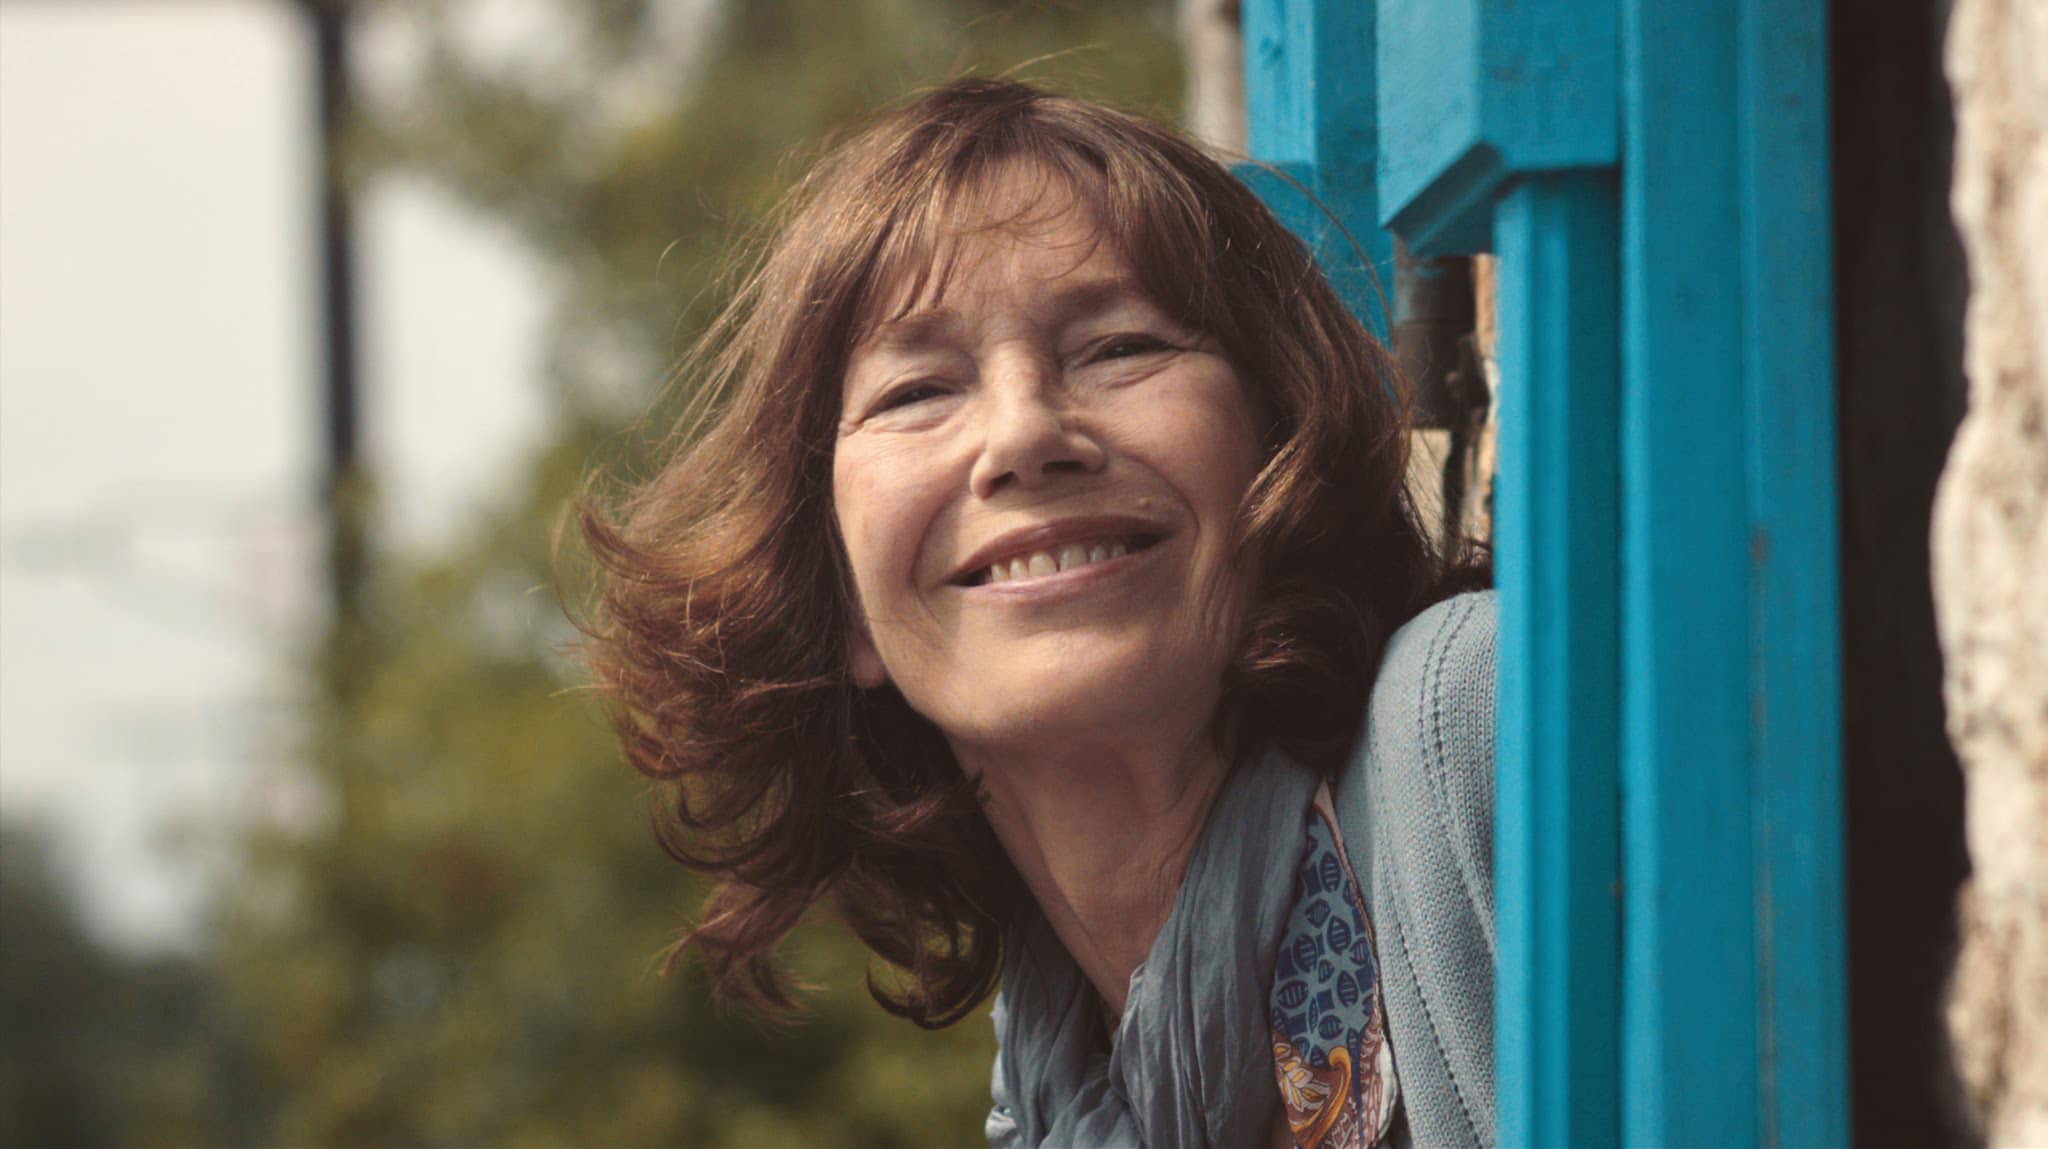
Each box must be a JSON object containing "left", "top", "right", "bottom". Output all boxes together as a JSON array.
[{"left": 1346, "top": 590, "right": 1497, "bottom": 1148}]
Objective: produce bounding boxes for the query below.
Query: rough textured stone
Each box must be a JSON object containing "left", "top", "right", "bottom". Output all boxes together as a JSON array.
[{"left": 1936, "top": 0, "right": 2048, "bottom": 1143}]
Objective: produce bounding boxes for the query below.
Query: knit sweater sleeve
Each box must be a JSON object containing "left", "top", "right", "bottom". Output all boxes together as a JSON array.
[{"left": 1336, "top": 590, "right": 1498, "bottom": 1149}]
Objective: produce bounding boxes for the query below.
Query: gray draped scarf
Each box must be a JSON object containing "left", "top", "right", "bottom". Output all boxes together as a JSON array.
[{"left": 986, "top": 748, "right": 1319, "bottom": 1148}]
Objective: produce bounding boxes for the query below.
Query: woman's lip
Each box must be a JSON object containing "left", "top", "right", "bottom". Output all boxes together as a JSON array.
[{"left": 947, "top": 514, "right": 1173, "bottom": 585}]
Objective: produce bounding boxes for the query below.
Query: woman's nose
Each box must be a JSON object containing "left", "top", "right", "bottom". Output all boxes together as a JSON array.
[{"left": 968, "top": 365, "right": 1107, "bottom": 498}]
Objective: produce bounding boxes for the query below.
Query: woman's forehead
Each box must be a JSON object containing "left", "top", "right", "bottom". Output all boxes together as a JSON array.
[{"left": 856, "top": 159, "right": 1122, "bottom": 331}]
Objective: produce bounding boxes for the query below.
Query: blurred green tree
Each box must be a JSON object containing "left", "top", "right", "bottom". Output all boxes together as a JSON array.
[
  {"left": 217, "top": 2, "right": 1182, "bottom": 1145},
  {"left": 1, "top": 822, "right": 264, "bottom": 1148},
  {"left": 1, "top": 824, "right": 121, "bottom": 1148}
]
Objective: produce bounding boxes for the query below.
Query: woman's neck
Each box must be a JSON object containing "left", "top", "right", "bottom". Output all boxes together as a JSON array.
[{"left": 964, "top": 732, "right": 1231, "bottom": 1019}]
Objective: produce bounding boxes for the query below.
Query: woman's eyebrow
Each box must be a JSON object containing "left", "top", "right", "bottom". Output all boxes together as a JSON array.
[
  {"left": 860, "top": 309, "right": 960, "bottom": 353},
  {"left": 1046, "top": 276, "right": 1152, "bottom": 325}
]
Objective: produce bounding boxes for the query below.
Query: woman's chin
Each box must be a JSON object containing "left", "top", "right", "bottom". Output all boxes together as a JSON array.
[{"left": 927, "top": 657, "right": 1222, "bottom": 758}]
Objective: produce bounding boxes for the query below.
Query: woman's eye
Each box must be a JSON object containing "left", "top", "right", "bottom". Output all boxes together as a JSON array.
[
  {"left": 1092, "top": 334, "right": 1173, "bottom": 361},
  {"left": 874, "top": 382, "right": 949, "bottom": 412}
]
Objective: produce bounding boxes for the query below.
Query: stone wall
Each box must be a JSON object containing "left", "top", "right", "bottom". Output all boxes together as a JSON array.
[{"left": 1935, "top": 0, "right": 2048, "bottom": 1143}]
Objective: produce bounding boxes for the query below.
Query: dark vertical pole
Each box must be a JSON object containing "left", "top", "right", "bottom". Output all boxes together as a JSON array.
[
  {"left": 1831, "top": 0, "right": 1976, "bottom": 1142},
  {"left": 306, "top": 0, "right": 364, "bottom": 624},
  {"left": 1391, "top": 244, "right": 1476, "bottom": 430},
  {"left": 1390, "top": 243, "right": 1483, "bottom": 546}
]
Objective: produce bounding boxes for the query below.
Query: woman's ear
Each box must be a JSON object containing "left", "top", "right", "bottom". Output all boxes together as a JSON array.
[{"left": 848, "top": 623, "right": 888, "bottom": 688}]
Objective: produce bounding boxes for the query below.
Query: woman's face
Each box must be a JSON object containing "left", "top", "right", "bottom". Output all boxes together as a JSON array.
[{"left": 832, "top": 168, "right": 1261, "bottom": 758}]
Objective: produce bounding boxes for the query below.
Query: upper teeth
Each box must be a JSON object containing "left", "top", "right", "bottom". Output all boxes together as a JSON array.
[{"left": 985, "top": 539, "right": 1131, "bottom": 584}]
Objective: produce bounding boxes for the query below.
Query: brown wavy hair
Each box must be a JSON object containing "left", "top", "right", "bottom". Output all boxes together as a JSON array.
[{"left": 577, "top": 77, "right": 1482, "bottom": 1029}]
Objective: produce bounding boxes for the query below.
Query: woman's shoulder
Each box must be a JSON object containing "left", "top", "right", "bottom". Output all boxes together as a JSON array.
[
  {"left": 1336, "top": 589, "right": 1497, "bottom": 1149},
  {"left": 1342, "top": 587, "right": 1495, "bottom": 946},
  {"left": 1366, "top": 589, "right": 1496, "bottom": 810},
  {"left": 1342, "top": 590, "right": 1497, "bottom": 863},
  {"left": 1361, "top": 585, "right": 1495, "bottom": 950}
]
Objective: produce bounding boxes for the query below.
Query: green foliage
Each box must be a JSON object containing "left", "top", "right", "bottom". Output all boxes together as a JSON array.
[{"left": 214, "top": 2, "right": 1185, "bottom": 1145}]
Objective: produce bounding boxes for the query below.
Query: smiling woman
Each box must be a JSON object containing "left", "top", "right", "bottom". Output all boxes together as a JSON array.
[{"left": 579, "top": 79, "right": 1495, "bottom": 1149}]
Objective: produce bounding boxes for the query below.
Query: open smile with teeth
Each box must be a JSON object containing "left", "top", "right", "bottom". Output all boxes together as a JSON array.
[{"left": 971, "top": 536, "right": 1155, "bottom": 586}]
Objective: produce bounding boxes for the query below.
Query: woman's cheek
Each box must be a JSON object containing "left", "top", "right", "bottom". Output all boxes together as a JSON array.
[{"left": 838, "top": 458, "right": 933, "bottom": 614}]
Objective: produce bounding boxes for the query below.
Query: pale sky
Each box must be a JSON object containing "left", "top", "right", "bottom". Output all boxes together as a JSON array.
[{"left": 0, "top": 0, "right": 551, "bottom": 951}]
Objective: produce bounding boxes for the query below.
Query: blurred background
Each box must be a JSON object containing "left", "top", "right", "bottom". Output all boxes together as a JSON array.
[{"left": 0, "top": 1, "right": 1204, "bottom": 1143}]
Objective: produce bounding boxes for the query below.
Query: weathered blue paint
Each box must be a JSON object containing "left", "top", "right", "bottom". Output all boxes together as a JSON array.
[
  {"left": 1618, "top": 0, "right": 1846, "bottom": 1143},
  {"left": 1375, "top": 0, "right": 1617, "bottom": 254},
  {"left": 1240, "top": 0, "right": 1392, "bottom": 331},
  {"left": 1736, "top": 0, "right": 1849, "bottom": 1142},
  {"left": 1620, "top": 2, "right": 1759, "bottom": 1140},
  {"left": 1242, "top": 0, "right": 1314, "bottom": 166},
  {"left": 1492, "top": 173, "right": 1622, "bottom": 1149},
  {"left": 1375, "top": 0, "right": 1484, "bottom": 252}
]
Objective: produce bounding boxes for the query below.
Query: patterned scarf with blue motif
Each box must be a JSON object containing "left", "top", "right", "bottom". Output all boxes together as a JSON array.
[{"left": 986, "top": 748, "right": 1398, "bottom": 1149}]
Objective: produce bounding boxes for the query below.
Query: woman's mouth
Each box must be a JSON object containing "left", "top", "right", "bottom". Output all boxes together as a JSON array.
[{"left": 962, "top": 534, "right": 1163, "bottom": 586}]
